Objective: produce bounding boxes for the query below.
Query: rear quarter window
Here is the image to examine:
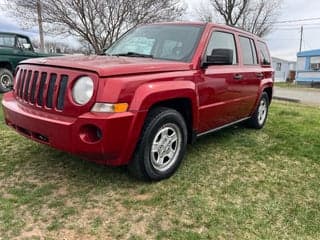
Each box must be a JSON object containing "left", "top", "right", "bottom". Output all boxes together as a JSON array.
[{"left": 258, "top": 41, "right": 271, "bottom": 65}]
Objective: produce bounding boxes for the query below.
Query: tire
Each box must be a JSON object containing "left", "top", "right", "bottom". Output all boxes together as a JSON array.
[
  {"left": 247, "top": 92, "right": 269, "bottom": 129},
  {"left": 0, "top": 68, "right": 13, "bottom": 94},
  {"left": 128, "top": 107, "right": 188, "bottom": 181}
]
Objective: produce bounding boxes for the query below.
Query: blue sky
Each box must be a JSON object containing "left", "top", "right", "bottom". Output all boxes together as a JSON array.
[{"left": 1, "top": 0, "right": 320, "bottom": 61}]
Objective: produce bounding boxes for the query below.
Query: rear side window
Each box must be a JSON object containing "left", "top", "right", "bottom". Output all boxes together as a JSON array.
[
  {"left": 206, "top": 31, "right": 237, "bottom": 64},
  {"left": 258, "top": 41, "right": 271, "bottom": 65},
  {"left": 239, "top": 36, "right": 258, "bottom": 65}
]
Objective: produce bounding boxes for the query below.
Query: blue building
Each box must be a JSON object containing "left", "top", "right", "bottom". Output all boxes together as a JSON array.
[{"left": 296, "top": 49, "right": 320, "bottom": 87}]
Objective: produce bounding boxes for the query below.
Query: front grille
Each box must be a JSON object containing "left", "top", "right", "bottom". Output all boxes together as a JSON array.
[{"left": 15, "top": 68, "right": 69, "bottom": 111}]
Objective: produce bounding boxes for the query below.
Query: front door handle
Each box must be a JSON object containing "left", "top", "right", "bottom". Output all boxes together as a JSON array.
[
  {"left": 257, "top": 72, "right": 264, "bottom": 79},
  {"left": 234, "top": 74, "right": 243, "bottom": 80}
]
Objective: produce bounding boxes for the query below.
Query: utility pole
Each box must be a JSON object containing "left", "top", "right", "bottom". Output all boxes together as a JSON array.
[
  {"left": 37, "top": 0, "right": 45, "bottom": 52},
  {"left": 299, "top": 25, "right": 303, "bottom": 52}
]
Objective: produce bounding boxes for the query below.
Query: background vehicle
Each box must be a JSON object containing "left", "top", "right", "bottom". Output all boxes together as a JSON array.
[
  {"left": 0, "top": 32, "right": 55, "bottom": 93},
  {"left": 2, "top": 23, "right": 274, "bottom": 181}
]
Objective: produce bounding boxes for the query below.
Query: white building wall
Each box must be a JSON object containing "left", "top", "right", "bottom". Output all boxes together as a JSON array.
[{"left": 272, "top": 59, "right": 288, "bottom": 82}]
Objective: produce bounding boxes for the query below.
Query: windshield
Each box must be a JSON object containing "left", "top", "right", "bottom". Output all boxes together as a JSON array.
[
  {"left": 105, "top": 24, "right": 204, "bottom": 62},
  {"left": 0, "top": 34, "right": 15, "bottom": 48}
]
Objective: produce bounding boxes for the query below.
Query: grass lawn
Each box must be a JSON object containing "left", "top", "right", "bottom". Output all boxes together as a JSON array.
[
  {"left": 275, "top": 82, "right": 320, "bottom": 91},
  {"left": 0, "top": 100, "right": 320, "bottom": 239}
]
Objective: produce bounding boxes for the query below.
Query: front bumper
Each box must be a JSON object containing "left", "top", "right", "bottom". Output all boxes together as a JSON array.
[{"left": 2, "top": 92, "right": 141, "bottom": 165}]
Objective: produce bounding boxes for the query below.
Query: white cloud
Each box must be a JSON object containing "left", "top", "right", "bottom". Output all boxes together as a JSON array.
[{"left": 185, "top": 0, "right": 320, "bottom": 61}]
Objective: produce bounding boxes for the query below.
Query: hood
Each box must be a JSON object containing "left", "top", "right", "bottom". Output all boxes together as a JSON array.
[{"left": 20, "top": 55, "right": 193, "bottom": 77}]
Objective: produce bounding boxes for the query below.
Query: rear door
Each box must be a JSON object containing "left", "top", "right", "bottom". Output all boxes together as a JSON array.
[{"left": 236, "top": 36, "right": 261, "bottom": 117}]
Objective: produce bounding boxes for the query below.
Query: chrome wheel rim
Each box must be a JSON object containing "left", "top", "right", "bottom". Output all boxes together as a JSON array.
[
  {"left": 258, "top": 98, "right": 267, "bottom": 125},
  {"left": 150, "top": 123, "right": 181, "bottom": 172},
  {"left": 0, "top": 74, "right": 12, "bottom": 89}
]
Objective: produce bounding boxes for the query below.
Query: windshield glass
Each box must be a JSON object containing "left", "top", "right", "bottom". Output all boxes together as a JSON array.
[
  {"left": 0, "top": 34, "right": 15, "bottom": 48},
  {"left": 106, "top": 24, "right": 204, "bottom": 62}
]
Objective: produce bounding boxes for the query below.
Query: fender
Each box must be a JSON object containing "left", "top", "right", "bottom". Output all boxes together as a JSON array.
[
  {"left": 116, "top": 80, "right": 199, "bottom": 165},
  {"left": 250, "top": 77, "right": 273, "bottom": 115},
  {"left": 0, "top": 61, "right": 13, "bottom": 72},
  {"left": 130, "top": 80, "right": 199, "bottom": 129},
  {"left": 258, "top": 77, "right": 273, "bottom": 99}
]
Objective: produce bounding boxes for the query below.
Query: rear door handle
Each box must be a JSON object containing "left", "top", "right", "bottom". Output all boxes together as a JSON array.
[{"left": 234, "top": 74, "right": 243, "bottom": 80}]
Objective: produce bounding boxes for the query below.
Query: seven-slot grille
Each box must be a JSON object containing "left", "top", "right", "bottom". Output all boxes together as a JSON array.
[{"left": 15, "top": 68, "right": 69, "bottom": 111}]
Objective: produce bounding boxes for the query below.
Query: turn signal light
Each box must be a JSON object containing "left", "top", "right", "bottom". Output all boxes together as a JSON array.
[{"left": 91, "top": 103, "right": 128, "bottom": 113}]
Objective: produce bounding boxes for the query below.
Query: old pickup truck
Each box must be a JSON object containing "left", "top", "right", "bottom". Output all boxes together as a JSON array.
[
  {"left": 2, "top": 22, "right": 274, "bottom": 181},
  {"left": 0, "top": 32, "right": 53, "bottom": 93}
]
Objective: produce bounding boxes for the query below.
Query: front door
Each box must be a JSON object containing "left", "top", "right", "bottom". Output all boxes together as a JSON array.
[{"left": 197, "top": 30, "right": 244, "bottom": 132}]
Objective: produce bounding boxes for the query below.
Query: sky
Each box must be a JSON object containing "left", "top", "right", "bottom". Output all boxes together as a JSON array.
[{"left": 1, "top": 0, "right": 320, "bottom": 61}]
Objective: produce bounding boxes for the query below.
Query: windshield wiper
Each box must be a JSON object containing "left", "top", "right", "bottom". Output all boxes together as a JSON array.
[{"left": 112, "top": 52, "right": 153, "bottom": 58}]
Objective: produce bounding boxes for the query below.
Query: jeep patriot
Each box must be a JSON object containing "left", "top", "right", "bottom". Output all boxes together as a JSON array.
[{"left": 2, "top": 22, "right": 274, "bottom": 181}]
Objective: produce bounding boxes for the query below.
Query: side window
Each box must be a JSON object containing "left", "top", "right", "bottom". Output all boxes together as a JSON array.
[
  {"left": 276, "top": 62, "right": 282, "bottom": 71},
  {"left": 310, "top": 56, "right": 320, "bottom": 71},
  {"left": 206, "top": 31, "right": 237, "bottom": 64},
  {"left": 0, "top": 35, "right": 15, "bottom": 47},
  {"left": 239, "top": 36, "right": 258, "bottom": 65},
  {"left": 258, "top": 41, "right": 271, "bottom": 65},
  {"left": 17, "top": 37, "right": 32, "bottom": 51}
]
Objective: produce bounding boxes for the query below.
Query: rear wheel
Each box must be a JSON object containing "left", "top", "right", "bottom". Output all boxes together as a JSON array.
[
  {"left": 128, "top": 107, "right": 188, "bottom": 181},
  {"left": 0, "top": 68, "right": 13, "bottom": 93},
  {"left": 247, "top": 92, "right": 269, "bottom": 129}
]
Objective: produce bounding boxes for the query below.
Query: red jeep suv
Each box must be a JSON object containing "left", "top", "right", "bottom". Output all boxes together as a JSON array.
[{"left": 2, "top": 22, "right": 274, "bottom": 181}]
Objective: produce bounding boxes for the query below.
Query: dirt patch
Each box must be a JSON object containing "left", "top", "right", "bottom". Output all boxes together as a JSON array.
[{"left": 19, "top": 227, "right": 43, "bottom": 240}]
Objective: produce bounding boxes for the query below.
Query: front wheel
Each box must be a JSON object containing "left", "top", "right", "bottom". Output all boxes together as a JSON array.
[
  {"left": 128, "top": 107, "right": 188, "bottom": 181},
  {"left": 0, "top": 68, "right": 13, "bottom": 94},
  {"left": 247, "top": 92, "right": 270, "bottom": 129}
]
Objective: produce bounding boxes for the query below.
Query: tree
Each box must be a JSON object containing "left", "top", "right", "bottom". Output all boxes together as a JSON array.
[
  {"left": 211, "top": 0, "right": 249, "bottom": 26},
  {"left": 6, "top": 0, "right": 185, "bottom": 54},
  {"left": 4, "top": 0, "right": 45, "bottom": 51},
  {"left": 193, "top": 0, "right": 282, "bottom": 37},
  {"left": 193, "top": 0, "right": 215, "bottom": 22},
  {"left": 238, "top": 0, "right": 282, "bottom": 37}
]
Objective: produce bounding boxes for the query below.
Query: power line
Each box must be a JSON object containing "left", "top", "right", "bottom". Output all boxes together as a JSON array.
[
  {"left": 272, "top": 26, "right": 320, "bottom": 31},
  {"left": 271, "top": 17, "right": 320, "bottom": 24},
  {"left": 274, "top": 22, "right": 320, "bottom": 27}
]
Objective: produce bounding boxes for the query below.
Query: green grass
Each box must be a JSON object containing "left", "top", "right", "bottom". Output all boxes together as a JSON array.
[
  {"left": 1, "top": 100, "right": 320, "bottom": 239},
  {"left": 275, "top": 82, "right": 320, "bottom": 91}
]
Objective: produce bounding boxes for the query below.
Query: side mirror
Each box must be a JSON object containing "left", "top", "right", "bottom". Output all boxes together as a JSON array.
[{"left": 202, "top": 48, "right": 233, "bottom": 67}]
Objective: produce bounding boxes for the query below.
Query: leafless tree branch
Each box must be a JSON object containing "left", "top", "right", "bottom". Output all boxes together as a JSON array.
[{"left": 5, "top": 0, "right": 185, "bottom": 54}]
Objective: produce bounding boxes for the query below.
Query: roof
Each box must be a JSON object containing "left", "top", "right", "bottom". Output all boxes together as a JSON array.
[
  {"left": 0, "top": 32, "right": 30, "bottom": 39},
  {"left": 297, "top": 49, "right": 320, "bottom": 57},
  {"left": 143, "top": 21, "right": 266, "bottom": 42},
  {"left": 272, "top": 56, "right": 296, "bottom": 63}
]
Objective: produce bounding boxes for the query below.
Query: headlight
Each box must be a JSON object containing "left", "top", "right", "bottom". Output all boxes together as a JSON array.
[{"left": 72, "top": 76, "right": 94, "bottom": 105}]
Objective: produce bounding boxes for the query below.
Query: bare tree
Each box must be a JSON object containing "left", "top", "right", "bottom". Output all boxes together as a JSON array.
[
  {"left": 193, "top": 0, "right": 282, "bottom": 37},
  {"left": 239, "top": 0, "right": 282, "bottom": 37},
  {"left": 211, "top": 0, "right": 249, "bottom": 26},
  {"left": 193, "top": 0, "right": 215, "bottom": 22},
  {"left": 4, "top": 0, "right": 45, "bottom": 51},
  {"left": 5, "top": 0, "right": 185, "bottom": 54}
]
